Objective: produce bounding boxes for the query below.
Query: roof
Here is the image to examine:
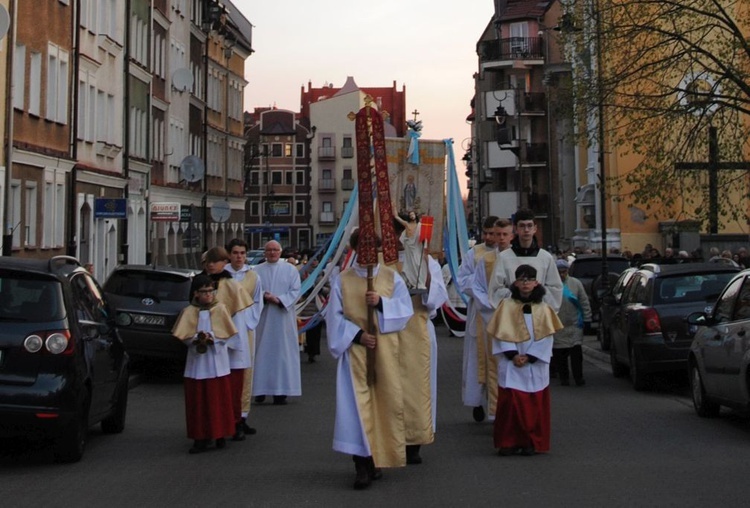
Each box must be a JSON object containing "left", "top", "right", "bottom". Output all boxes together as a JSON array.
[
  {"left": 639, "top": 262, "right": 741, "bottom": 276},
  {"left": 495, "top": 0, "right": 555, "bottom": 22},
  {"left": 0, "top": 255, "right": 81, "bottom": 278}
]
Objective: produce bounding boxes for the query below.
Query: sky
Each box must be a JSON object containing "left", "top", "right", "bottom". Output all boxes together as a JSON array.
[{"left": 234, "top": 0, "right": 496, "bottom": 189}]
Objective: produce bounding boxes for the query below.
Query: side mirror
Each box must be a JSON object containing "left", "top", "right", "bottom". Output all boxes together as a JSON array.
[{"left": 686, "top": 311, "right": 710, "bottom": 326}]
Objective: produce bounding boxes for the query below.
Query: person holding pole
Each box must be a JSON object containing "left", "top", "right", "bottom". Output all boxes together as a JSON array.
[{"left": 326, "top": 229, "right": 413, "bottom": 490}]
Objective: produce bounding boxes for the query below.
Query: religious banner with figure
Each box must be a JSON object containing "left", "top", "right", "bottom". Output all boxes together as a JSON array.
[{"left": 386, "top": 138, "right": 446, "bottom": 257}]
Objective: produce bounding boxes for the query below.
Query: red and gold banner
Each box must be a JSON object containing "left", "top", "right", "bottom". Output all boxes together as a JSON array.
[{"left": 355, "top": 105, "right": 398, "bottom": 265}]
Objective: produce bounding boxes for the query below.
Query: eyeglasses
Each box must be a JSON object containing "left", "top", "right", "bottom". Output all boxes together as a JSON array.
[
  {"left": 197, "top": 289, "right": 216, "bottom": 294},
  {"left": 516, "top": 278, "right": 537, "bottom": 283}
]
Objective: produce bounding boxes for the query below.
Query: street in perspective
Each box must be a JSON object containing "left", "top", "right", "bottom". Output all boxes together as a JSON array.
[{"left": 2, "top": 327, "right": 749, "bottom": 507}]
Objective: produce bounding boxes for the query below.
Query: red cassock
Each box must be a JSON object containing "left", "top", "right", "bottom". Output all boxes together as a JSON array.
[
  {"left": 184, "top": 375, "right": 236, "bottom": 440},
  {"left": 493, "top": 386, "right": 551, "bottom": 452}
]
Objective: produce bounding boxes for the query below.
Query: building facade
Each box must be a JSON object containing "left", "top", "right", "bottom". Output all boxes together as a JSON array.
[
  {"left": 471, "top": 0, "right": 581, "bottom": 250},
  {"left": 0, "top": 0, "right": 254, "bottom": 279}
]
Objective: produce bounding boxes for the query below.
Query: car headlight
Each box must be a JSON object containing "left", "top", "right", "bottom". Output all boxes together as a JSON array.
[
  {"left": 116, "top": 312, "right": 133, "bottom": 326},
  {"left": 24, "top": 335, "right": 44, "bottom": 353},
  {"left": 46, "top": 333, "right": 69, "bottom": 355}
]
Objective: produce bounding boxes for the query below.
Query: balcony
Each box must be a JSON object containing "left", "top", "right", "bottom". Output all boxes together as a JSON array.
[
  {"left": 341, "top": 178, "right": 355, "bottom": 191},
  {"left": 478, "top": 37, "right": 544, "bottom": 65},
  {"left": 341, "top": 146, "right": 354, "bottom": 158},
  {"left": 484, "top": 90, "right": 546, "bottom": 120},
  {"left": 319, "top": 211, "right": 336, "bottom": 224},
  {"left": 319, "top": 178, "right": 336, "bottom": 192},
  {"left": 318, "top": 146, "right": 336, "bottom": 160}
]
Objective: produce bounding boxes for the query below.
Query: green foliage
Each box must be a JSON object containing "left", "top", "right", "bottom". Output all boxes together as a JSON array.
[{"left": 561, "top": 0, "right": 750, "bottom": 230}]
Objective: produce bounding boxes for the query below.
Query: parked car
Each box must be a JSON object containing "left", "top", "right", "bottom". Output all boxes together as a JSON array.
[
  {"left": 0, "top": 256, "right": 129, "bottom": 462},
  {"left": 597, "top": 267, "right": 638, "bottom": 351},
  {"left": 607, "top": 262, "right": 739, "bottom": 390},
  {"left": 103, "top": 265, "right": 197, "bottom": 363},
  {"left": 687, "top": 269, "right": 750, "bottom": 417},
  {"left": 568, "top": 254, "right": 631, "bottom": 333},
  {"left": 246, "top": 250, "right": 265, "bottom": 266}
]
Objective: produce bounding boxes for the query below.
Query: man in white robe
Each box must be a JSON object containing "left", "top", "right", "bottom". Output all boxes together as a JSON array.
[
  {"left": 456, "top": 215, "right": 498, "bottom": 422},
  {"left": 488, "top": 208, "right": 562, "bottom": 313},
  {"left": 225, "top": 238, "right": 263, "bottom": 435},
  {"left": 326, "top": 229, "right": 413, "bottom": 490},
  {"left": 252, "top": 240, "right": 302, "bottom": 405}
]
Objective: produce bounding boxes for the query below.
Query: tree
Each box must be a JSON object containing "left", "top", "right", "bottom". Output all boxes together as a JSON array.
[{"left": 563, "top": 0, "right": 750, "bottom": 230}]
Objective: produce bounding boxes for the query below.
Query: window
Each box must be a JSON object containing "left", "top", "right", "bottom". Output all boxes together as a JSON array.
[
  {"left": 295, "top": 201, "right": 304, "bottom": 216},
  {"left": 10, "top": 183, "right": 21, "bottom": 248},
  {"left": 295, "top": 143, "right": 304, "bottom": 157},
  {"left": 12, "top": 44, "right": 25, "bottom": 110},
  {"left": 714, "top": 277, "right": 741, "bottom": 323},
  {"left": 284, "top": 144, "right": 292, "bottom": 157},
  {"left": 285, "top": 172, "right": 293, "bottom": 185},
  {"left": 250, "top": 171, "right": 259, "bottom": 185},
  {"left": 322, "top": 169, "right": 332, "bottom": 180},
  {"left": 46, "top": 44, "right": 69, "bottom": 123},
  {"left": 343, "top": 168, "right": 352, "bottom": 180},
  {"left": 272, "top": 143, "right": 282, "bottom": 157},
  {"left": 272, "top": 171, "right": 282, "bottom": 185},
  {"left": 29, "top": 52, "right": 42, "bottom": 115},
  {"left": 251, "top": 202, "right": 259, "bottom": 216},
  {"left": 25, "top": 183, "right": 38, "bottom": 247},
  {"left": 343, "top": 136, "right": 352, "bottom": 148},
  {"left": 296, "top": 171, "right": 304, "bottom": 185},
  {"left": 322, "top": 201, "right": 332, "bottom": 212}
]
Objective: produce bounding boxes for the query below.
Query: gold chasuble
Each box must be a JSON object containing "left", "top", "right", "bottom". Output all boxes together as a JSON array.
[
  {"left": 476, "top": 249, "right": 495, "bottom": 384},
  {"left": 478, "top": 250, "right": 499, "bottom": 416},
  {"left": 341, "top": 266, "right": 406, "bottom": 468},
  {"left": 172, "top": 303, "right": 238, "bottom": 341},
  {"left": 399, "top": 293, "right": 434, "bottom": 446},
  {"left": 486, "top": 299, "right": 563, "bottom": 343},
  {"left": 235, "top": 270, "right": 259, "bottom": 414},
  {"left": 216, "top": 277, "right": 254, "bottom": 317}
]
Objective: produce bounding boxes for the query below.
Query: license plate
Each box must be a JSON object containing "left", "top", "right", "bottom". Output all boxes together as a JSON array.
[{"left": 133, "top": 314, "right": 166, "bottom": 326}]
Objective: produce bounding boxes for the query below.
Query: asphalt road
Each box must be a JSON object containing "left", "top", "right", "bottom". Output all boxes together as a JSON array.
[{"left": 2, "top": 326, "right": 750, "bottom": 507}]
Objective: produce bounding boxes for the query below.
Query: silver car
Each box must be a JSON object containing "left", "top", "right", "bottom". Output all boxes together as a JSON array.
[{"left": 687, "top": 269, "right": 750, "bottom": 416}]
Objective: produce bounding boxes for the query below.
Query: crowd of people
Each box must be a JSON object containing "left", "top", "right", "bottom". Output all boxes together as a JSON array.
[{"left": 172, "top": 206, "right": 744, "bottom": 489}]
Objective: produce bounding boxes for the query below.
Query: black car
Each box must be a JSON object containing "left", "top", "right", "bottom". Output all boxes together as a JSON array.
[
  {"left": 607, "top": 262, "right": 739, "bottom": 390},
  {"left": 597, "top": 267, "right": 638, "bottom": 351},
  {"left": 687, "top": 269, "right": 750, "bottom": 417},
  {"left": 568, "top": 254, "right": 631, "bottom": 333},
  {"left": 0, "top": 256, "right": 129, "bottom": 462},
  {"left": 103, "top": 265, "right": 197, "bottom": 362}
]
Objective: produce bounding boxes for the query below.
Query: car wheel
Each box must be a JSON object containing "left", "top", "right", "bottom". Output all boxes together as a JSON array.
[
  {"left": 101, "top": 374, "right": 129, "bottom": 434},
  {"left": 53, "top": 390, "right": 90, "bottom": 463},
  {"left": 598, "top": 325, "right": 611, "bottom": 351},
  {"left": 629, "top": 343, "right": 649, "bottom": 391},
  {"left": 689, "top": 364, "right": 720, "bottom": 417},
  {"left": 610, "top": 340, "right": 627, "bottom": 378}
]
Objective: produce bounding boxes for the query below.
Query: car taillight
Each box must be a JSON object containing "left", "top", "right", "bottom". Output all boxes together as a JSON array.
[
  {"left": 23, "top": 330, "right": 73, "bottom": 355},
  {"left": 641, "top": 308, "right": 662, "bottom": 333}
]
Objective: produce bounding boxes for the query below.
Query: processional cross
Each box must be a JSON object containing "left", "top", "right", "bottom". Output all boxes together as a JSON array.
[{"left": 674, "top": 126, "right": 750, "bottom": 234}]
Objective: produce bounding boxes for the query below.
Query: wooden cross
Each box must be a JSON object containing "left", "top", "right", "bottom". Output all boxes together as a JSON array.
[
  {"left": 411, "top": 109, "right": 420, "bottom": 122},
  {"left": 674, "top": 126, "right": 750, "bottom": 234}
]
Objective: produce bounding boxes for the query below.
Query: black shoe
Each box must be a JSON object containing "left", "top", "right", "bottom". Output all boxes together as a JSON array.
[
  {"left": 215, "top": 438, "right": 226, "bottom": 449},
  {"left": 353, "top": 456, "right": 372, "bottom": 490},
  {"left": 472, "top": 405, "right": 486, "bottom": 422},
  {"left": 254, "top": 395, "right": 266, "bottom": 404},
  {"left": 366, "top": 456, "right": 382, "bottom": 480},
  {"left": 575, "top": 378, "right": 586, "bottom": 386},
  {"left": 241, "top": 418, "right": 257, "bottom": 435},
  {"left": 520, "top": 446, "right": 536, "bottom": 456},
  {"left": 406, "top": 445, "right": 422, "bottom": 465},
  {"left": 273, "top": 395, "right": 288, "bottom": 405},
  {"left": 232, "top": 422, "right": 246, "bottom": 442},
  {"left": 308, "top": 355, "right": 316, "bottom": 363},
  {"left": 188, "top": 440, "right": 208, "bottom": 454}
]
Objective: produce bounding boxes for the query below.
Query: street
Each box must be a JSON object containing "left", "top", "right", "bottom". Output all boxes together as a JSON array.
[{"left": 2, "top": 326, "right": 750, "bottom": 507}]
